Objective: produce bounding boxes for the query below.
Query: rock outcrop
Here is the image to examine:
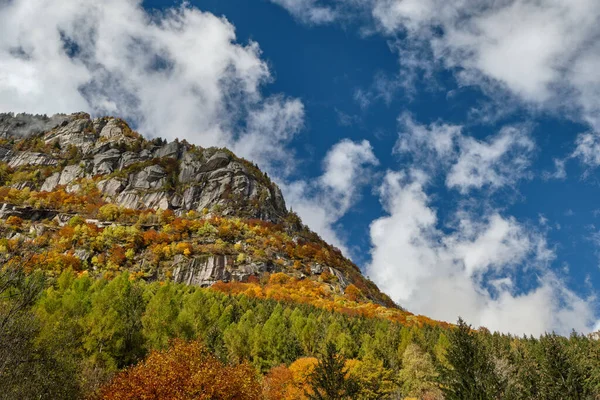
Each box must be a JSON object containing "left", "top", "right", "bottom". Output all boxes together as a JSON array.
[
  {"left": 0, "top": 112, "right": 397, "bottom": 309},
  {"left": 0, "top": 112, "right": 288, "bottom": 223}
]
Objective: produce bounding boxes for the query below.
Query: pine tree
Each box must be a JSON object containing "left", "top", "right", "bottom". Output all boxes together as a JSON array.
[
  {"left": 307, "top": 342, "right": 359, "bottom": 400},
  {"left": 440, "top": 317, "right": 502, "bottom": 400}
]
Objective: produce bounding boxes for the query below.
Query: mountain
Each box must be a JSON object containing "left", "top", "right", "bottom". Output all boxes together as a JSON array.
[
  {"left": 0, "top": 112, "right": 286, "bottom": 221},
  {"left": 2, "top": 112, "right": 599, "bottom": 400},
  {"left": 0, "top": 111, "right": 421, "bottom": 318}
]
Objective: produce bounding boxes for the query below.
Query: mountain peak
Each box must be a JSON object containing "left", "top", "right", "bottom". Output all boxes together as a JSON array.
[{"left": 0, "top": 112, "right": 288, "bottom": 223}]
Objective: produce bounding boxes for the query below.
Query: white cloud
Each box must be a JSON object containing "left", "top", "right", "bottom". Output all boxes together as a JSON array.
[
  {"left": 0, "top": 0, "right": 303, "bottom": 171},
  {"left": 369, "top": 0, "right": 600, "bottom": 118},
  {"left": 447, "top": 126, "right": 535, "bottom": 193},
  {"left": 0, "top": 0, "right": 384, "bottom": 258},
  {"left": 320, "top": 139, "right": 379, "bottom": 213},
  {"left": 395, "top": 115, "right": 535, "bottom": 192},
  {"left": 232, "top": 96, "right": 305, "bottom": 174},
  {"left": 283, "top": 139, "right": 379, "bottom": 255},
  {"left": 573, "top": 131, "right": 600, "bottom": 168},
  {"left": 543, "top": 158, "right": 567, "bottom": 180},
  {"left": 273, "top": 0, "right": 600, "bottom": 143},
  {"left": 269, "top": 0, "right": 337, "bottom": 25},
  {"left": 367, "top": 170, "right": 597, "bottom": 335},
  {"left": 395, "top": 113, "right": 461, "bottom": 164}
]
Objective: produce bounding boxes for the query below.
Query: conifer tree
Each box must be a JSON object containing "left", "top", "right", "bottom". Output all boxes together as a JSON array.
[
  {"left": 440, "top": 317, "right": 502, "bottom": 400},
  {"left": 307, "top": 342, "right": 359, "bottom": 400}
]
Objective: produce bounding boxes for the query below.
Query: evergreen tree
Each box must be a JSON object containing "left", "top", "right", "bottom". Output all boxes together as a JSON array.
[
  {"left": 538, "top": 333, "right": 587, "bottom": 400},
  {"left": 398, "top": 343, "right": 443, "bottom": 399},
  {"left": 83, "top": 273, "right": 146, "bottom": 369},
  {"left": 440, "top": 317, "right": 503, "bottom": 400},
  {"left": 307, "top": 342, "right": 359, "bottom": 400}
]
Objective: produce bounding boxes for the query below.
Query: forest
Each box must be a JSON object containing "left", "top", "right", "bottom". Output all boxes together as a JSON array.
[
  {"left": 0, "top": 117, "right": 599, "bottom": 399},
  {"left": 2, "top": 266, "right": 600, "bottom": 399}
]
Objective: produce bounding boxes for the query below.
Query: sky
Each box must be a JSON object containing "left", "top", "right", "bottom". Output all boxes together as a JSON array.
[{"left": 1, "top": 0, "right": 600, "bottom": 336}]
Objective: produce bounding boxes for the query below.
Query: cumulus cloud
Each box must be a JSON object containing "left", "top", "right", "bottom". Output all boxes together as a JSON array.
[
  {"left": 269, "top": 0, "right": 338, "bottom": 25},
  {"left": 396, "top": 114, "right": 535, "bottom": 192},
  {"left": 366, "top": 170, "right": 597, "bottom": 335},
  {"left": 0, "top": 0, "right": 304, "bottom": 171},
  {"left": 283, "top": 139, "right": 379, "bottom": 254},
  {"left": 0, "top": 0, "right": 386, "bottom": 258},
  {"left": 447, "top": 126, "right": 535, "bottom": 193}
]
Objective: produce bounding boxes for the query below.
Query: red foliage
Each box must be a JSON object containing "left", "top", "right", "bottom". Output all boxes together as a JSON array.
[{"left": 97, "top": 339, "right": 261, "bottom": 400}]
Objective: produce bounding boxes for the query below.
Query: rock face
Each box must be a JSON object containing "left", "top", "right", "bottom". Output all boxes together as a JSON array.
[{"left": 0, "top": 112, "right": 288, "bottom": 223}]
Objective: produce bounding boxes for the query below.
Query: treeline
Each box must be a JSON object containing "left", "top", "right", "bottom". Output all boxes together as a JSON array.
[{"left": 1, "top": 268, "right": 600, "bottom": 399}]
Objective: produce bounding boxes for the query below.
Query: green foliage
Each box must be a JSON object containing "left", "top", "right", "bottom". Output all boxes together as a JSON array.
[
  {"left": 398, "top": 343, "right": 442, "bottom": 399},
  {"left": 83, "top": 273, "right": 147, "bottom": 370},
  {"left": 0, "top": 267, "right": 79, "bottom": 399},
  {"left": 440, "top": 318, "right": 503, "bottom": 400},
  {"left": 0, "top": 269, "right": 598, "bottom": 399},
  {"left": 306, "top": 342, "right": 359, "bottom": 400}
]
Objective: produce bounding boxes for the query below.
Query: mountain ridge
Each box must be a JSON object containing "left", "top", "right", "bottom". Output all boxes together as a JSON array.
[{"left": 0, "top": 111, "right": 423, "bottom": 318}]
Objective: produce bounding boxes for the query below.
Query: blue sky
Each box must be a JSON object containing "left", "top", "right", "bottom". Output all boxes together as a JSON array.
[{"left": 2, "top": 0, "right": 600, "bottom": 335}]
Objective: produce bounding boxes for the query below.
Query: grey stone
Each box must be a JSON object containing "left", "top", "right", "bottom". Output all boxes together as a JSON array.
[
  {"left": 92, "top": 148, "right": 122, "bottom": 175},
  {"left": 172, "top": 255, "right": 232, "bottom": 287},
  {"left": 0, "top": 112, "right": 289, "bottom": 223},
  {"left": 58, "top": 165, "right": 83, "bottom": 186},
  {"left": 97, "top": 178, "right": 126, "bottom": 197},
  {"left": 154, "top": 140, "right": 180, "bottom": 159},
  {"left": 8, "top": 151, "right": 57, "bottom": 168},
  {"left": 44, "top": 117, "right": 96, "bottom": 154},
  {"left": 41, "top": 172, "right": 61, "bottom": 192}
]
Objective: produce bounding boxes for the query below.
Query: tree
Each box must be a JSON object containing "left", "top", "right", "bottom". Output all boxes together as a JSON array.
[
  {"left": 97, "top": 339, "right": 261, "bottom": 400},
  {"left": 347, "top": 356, "right": 397, "bottom": 400},
  {"left": 83, "top": 274, "right": 147, "bottom": 370},
  {"left": 0, "top": 266, "right": 79, "bottom": 399},
  {"left": 264, "top": 365, "right": 297, "bottom": 400},
  {"left": 141, "top": 283, "right": 180, "bottom": 349},
  {"left": 398, "top": 343, "right": 442, "bottom": 399},
  {"left": 440, "top": 318, "right": 502, "bottom": 400},
  {"left": 306, "top": 342, "right": 359, "bottom": 400},
  {"left": 537, "top": 333, "right": 588, "bottom": 400}
]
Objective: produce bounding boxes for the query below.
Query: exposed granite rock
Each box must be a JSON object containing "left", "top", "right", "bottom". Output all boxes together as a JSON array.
[
  {"left": 0, "top": 203, "right": 59, "bottom": 220},
  {"left": 92, "top": 148, "right": 122, "bottom": 175},
  {"left": 172, "top": 255, "right": 276, "bottom": 287},
  {"left": 127, "top": 165, "right": 167, "bottom": 190},
  {"left": 59, "top": 165, "right": 84, "bottom": 186},
  {"left": 173, "top": 255, "right": 233, "bottom": 287},
  {"left": 97, "top": 178, "right": 126, "bottom": 197},
  {"left": 154, "top": 140, "right": 181, "bottom": 159},
  {"left": 0, "top": 112, "right": 289, "bottom": 223},
  {"left": 8, "top": 151, "right": 57, "bottom": 168},
  {"left": 44, "top": 116, "right": 96, "bottom": 154},
  {"left": 41, "top": 173, "right": 61, "bottom": 192}
]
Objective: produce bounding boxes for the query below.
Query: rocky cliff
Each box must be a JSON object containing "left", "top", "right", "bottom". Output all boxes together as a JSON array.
[
  {"left": 0, "top": 112, "right": 396, "bottom": 309},
  {"left": 0, "top": 112, "right": 287, "bottom": 222}
]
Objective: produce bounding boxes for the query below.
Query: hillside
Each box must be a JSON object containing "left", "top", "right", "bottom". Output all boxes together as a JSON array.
[
  {"left": 0, "top": 112, "right": 448, "bottom": 324},
  {"left": 1, "top": 112, "right": 600, "bottom": 400}
]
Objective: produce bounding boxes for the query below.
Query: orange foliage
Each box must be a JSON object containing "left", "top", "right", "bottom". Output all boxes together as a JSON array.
[
  {"left": 109, "top": 245, "right": 127, "bottom": 266},
  {"left": 269, "top": 272, "right": 292, "bottom": 285},
  {"left": 263, "top": 365, "right": 295, "bottom": 400},
  {"left": 97, "top": 339, "right": 261, "bottom": 400},
  {"left": 344, "top": 284, "right": 362, "bottom": 302},
  {"left": 5, "top": 215, "right": 23, "bottom": 228},
  {"left": 210, "top": 277, "right": 453, "bottom": 329},
  {"left": 263, "top": 358, "right": 318, "bottom": 400}
]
